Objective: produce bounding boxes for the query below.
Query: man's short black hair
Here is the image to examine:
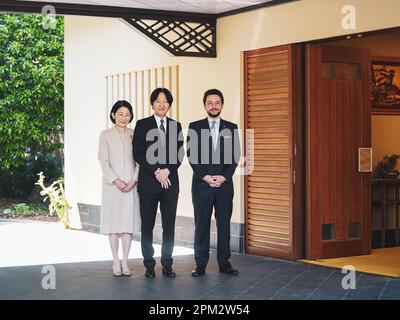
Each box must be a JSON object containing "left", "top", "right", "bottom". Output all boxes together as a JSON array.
[
  {"left": 110, "top": 100, "right": 134, "bottom": 124},
  {"left": 203, "top": 88, "right": 224, "bottom": 105},
  {"left": 150, "top": 88, "right": 173, "bottom": 107}
]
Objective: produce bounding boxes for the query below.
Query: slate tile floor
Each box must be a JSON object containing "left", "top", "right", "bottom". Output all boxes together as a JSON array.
[{"left": 0, "top": 252, "right": 399, "bottom": 300}]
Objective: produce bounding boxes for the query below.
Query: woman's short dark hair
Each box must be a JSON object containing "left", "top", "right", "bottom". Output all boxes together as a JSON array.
[
  {"left": 150, "top": 88, "right": 173, "bottom": 107},
  {"left": 203, "top": 88, "right": 224, "bottom": 105},
  {"left": 110, "top": 100, "right": 134, "bottom": 124}
]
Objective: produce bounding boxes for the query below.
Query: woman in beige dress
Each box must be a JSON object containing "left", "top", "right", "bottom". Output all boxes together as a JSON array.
[{"left": 98, "top": 100, "right": 140, "bottom": 277}]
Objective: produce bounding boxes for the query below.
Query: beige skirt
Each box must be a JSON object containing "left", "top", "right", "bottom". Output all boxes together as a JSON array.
[{"left": 100, "top": 184, "right": 140, "bottom": 235}]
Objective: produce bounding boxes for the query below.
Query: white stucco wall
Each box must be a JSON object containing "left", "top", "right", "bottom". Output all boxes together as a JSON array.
[
  {"left": 65, "top": 0, "right": 400, "bottom": 225},
  {"left": 64, "top": 16, "right": 219, "bottom": 224}
]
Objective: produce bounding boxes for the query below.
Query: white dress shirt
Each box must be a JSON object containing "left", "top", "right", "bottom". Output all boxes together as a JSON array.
[
  {"left": 208, "top": 116, "right": 220, "bottom": 149},
  {"left": 154, "top": 114, "right": 168, "bottom": 131}
]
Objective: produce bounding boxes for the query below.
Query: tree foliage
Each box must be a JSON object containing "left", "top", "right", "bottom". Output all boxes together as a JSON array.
[{"left": 0, "top": 14, "right": 64, "bottom": 198}]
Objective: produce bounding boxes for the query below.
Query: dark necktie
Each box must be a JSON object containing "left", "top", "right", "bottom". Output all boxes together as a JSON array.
[{"left": 159, "top": 119, "right": 166, "bottom": 147}]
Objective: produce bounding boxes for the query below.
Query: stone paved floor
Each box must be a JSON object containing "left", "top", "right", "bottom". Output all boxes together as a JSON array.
[{"left": 0, "top": 219, "right": 399, "bottom": 300}]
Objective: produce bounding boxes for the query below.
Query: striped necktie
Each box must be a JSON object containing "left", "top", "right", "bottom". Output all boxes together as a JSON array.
[
  {"left": 210, "top": 120, "right": 217, "bottom": 149},
  {"left": 159, "top": 119, "right": 166, "bottom": 147}
]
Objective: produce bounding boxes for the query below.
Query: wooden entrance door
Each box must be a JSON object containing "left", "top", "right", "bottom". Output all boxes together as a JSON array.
[
  {"left": 244, "top": 44, "right": 303, "bottom": 260},
  {"left": 306, "top": 44, "right": 371, "bottom": 259}
]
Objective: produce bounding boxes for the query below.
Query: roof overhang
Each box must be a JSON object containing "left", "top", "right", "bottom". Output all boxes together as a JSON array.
[{"left": 0, "top": 0, "right": 299, "bottom": 57}]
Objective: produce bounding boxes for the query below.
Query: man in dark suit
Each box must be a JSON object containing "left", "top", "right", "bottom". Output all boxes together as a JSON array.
[
  {"left": 187, "top": 88, "right": 241, "bottom": 276},
  {"left": 133, "top": 88, "right": 184, "bottom": 278}
]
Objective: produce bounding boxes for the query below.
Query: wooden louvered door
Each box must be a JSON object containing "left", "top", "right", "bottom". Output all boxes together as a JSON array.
[
  {"left": 306, "top": 44, "right": 371, "bottom": 259},
  {"left": 244, "top": 44, "right": 303, "bottom": 260}
]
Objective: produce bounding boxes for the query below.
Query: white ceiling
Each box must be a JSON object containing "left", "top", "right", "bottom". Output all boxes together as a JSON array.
[{"left": 20, "top": 0, "right": 277, "bottom": 14}]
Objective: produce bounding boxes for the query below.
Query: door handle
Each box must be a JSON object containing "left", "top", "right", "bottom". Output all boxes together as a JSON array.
[{"left": 358, "top": 147, "right": 372, "bottom": 173}]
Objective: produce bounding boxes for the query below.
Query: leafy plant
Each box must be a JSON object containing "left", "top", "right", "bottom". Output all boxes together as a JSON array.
[
  {"left": 2, "top": 208, "right": 15, "bottom": 215},
  {"left": 0, "top": 152, "right": 63, "bottom": 198},
  {"left": 375, "top": 154, "right": 400, "bottom": 179},
  {"left": 12, "top": 203, "right": 31, "bottom": 215},
  {"left": 30, "top": 203, "right": 49, "bottom": 214},
  {"left": 35, "top": 172, "right": 71, "bottom": 228},
  {"left": 1, "top": 202, "right": 49, "bottom": 216},
  {"left": 0, "top": 14, "right": 64, "bottom": 198}
]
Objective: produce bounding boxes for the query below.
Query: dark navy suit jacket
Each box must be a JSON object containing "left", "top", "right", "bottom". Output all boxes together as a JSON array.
[
  {"left": 187, "top": 118, "right": 240, "bottom": 194},
  {"left": 133, "top": 115, "right": 184, "bottom": 194}
]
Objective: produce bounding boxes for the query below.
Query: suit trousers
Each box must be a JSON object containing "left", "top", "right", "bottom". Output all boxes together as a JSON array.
[
  {"left": 139, "top": 191, "right": 178, "bottom": 270},
  {"left": 192, "top": 188, "right": 233, "bottom": 269}
]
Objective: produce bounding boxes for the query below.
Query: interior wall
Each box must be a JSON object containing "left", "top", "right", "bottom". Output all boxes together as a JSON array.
[{"left": 372, "top": 117, "right": 400, "bottom": 171}]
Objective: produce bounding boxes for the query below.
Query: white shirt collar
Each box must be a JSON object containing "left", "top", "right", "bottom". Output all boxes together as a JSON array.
[
  {"left": 207, "top": 116, "right": 220, "bottom": 128},
  {"left": 154, "top": 114, "right": 167, "bottom": 130}
]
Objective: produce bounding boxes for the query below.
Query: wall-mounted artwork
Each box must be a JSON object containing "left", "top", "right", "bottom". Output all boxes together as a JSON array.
[{"left": 371, "top": 56, "right": 400, "bottom": 115}]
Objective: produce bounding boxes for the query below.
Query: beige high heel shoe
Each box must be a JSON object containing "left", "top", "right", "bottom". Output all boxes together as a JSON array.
[
  {"left": 112, "top": 261, "right": 122, "bottom": 277},
  {"left": 121, "top": 263, "right": 132, "bottom": 277}
]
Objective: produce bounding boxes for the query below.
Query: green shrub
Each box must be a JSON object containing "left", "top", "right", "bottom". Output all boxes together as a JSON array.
[
  {"left": 1, "top": 202, "right": 49, "bottom": 215},
  {"left": 12, "top": 203, "right": 31, "bottom": 215},
  {"left": 2, "top": 208, "right": 14, "bottom": 215},
  {"left": 0, "top": 14, "right": 64, "bottom": 198},
  {"left": 0, "top": 152, "right": 63, "bottom": 198},
  {"left": 30, "top": 203, "right": 49, "bottom": 214}
]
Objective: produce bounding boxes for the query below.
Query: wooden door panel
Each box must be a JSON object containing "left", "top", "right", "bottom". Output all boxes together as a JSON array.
[
  {"left": 306, "top": 44, "right": 371, "bottom": 259},
  {"left": 244, "top": 44, "right": 303, "bottom": 260}
]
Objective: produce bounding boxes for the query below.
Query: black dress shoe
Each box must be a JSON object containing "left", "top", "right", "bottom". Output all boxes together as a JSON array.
[
  {"left": 162, "top": 268, "right": 176, "bottom": 277},
  {"left": 219, "top": 264, "right": 239, "bottom": 275},
  {"left": 191, "top": 266, "right": 205, "bottom": 277},
  {"left": 145, "top": 269, "right": 155, "bottom": 278}
]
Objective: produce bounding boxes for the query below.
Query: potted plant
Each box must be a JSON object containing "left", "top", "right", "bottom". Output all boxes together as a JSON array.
[{"left": 375, "top": 154, "right": 400, "bottom": 179}]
